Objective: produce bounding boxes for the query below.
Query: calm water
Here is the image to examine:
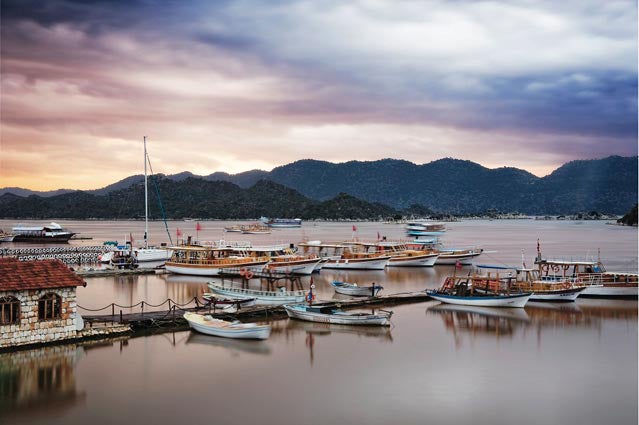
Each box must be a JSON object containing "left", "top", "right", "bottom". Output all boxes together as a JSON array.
[{"left": 0, "top": 219, "right": 637, "bottom": 425}]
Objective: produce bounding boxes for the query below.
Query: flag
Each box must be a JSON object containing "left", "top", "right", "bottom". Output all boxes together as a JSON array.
[
  {"left": 352, "top": 225, "right": 357, "bottom": 232},
  {"left": 196, "top": 222, "right": 203, "bottom": 231},
  {"left": 455, "top": 260, "right": 462, "bottom": 269},
  {"left": 176, "top": 228, "right": 182, "bottom": 237}
]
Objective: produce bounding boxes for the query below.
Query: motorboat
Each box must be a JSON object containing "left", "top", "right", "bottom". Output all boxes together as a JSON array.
[
  {"left": 207, "top": 281, "right": 306, "bottom": 305},
  {"left": 11, "top": 222, "right": 75, "bottom": 243},
  {"left": 183, "top": 312, "right": 271, "bottom": 339},
  {"left": 284, "top": 304, "right": 392, "bottom": 326},
  {"left": 427, "top": 275, "right": 532, "bottom": 308}
]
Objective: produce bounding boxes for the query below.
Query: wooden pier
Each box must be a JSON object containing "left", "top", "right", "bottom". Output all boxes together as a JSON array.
[
  {"left": 76, "top": 268, "right": 163, "bottom": 277},
  {"left": 82, "top": 292, "right": 432, "bottom": 333}
]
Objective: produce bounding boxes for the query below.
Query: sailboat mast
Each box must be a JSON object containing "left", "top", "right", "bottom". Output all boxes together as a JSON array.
[{"left": 144, "top": 136, "right": 148, "bottom": 248}]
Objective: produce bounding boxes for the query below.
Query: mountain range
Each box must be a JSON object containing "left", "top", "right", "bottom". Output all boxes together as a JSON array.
[{"left": 0, "top": 155, "right": 636, "bottom": 216}]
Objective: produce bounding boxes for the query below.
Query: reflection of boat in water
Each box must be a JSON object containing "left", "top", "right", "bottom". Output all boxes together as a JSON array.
[
  {"left": 285, "top": 318, "right": 394, "bottom": 341},
  {"left": 185, "top": 332, "right": 272, "bottom": 355}
]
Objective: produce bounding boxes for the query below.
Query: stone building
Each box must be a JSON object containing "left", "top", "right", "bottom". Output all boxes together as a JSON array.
[{"left": 0, "top": 258, "right": 86, "bottom": 349}]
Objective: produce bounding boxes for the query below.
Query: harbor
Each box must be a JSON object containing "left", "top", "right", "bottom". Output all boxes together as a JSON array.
[{"left": 0, "top": 219, "right": 636, "bottom": 425}]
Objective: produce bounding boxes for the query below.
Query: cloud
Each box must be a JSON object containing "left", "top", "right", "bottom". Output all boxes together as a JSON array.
[{"left": 0, "top": 0, "right": 636, "bottom": 190}]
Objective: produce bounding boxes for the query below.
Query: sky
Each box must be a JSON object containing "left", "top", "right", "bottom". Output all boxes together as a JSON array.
[{"left": 1, "top": 0, "right": 637, "bottom": 191}]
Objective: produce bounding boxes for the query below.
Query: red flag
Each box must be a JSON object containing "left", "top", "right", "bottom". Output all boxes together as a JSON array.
[
  {"left": 196, "top": 222, "right": 203, "bottom": 231},
  {"left": 176, "top": 228, "right": 182, "bottom": 237},
  {"left": 455, "top": 260, "right": 462, "bottom": 269},
  {"left": 352, "top": 225, "right": 357, "bottom": 232}
]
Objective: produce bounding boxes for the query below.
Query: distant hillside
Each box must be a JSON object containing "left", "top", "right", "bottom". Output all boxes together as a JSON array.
[
  {"left": 1, "top": 155, "right": 636, "bottom": 214},
  {"left": 0, "top": 178, "right": 399, "bottom": 220}
]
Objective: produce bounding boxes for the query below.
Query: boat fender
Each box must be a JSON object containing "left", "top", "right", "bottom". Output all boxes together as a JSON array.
[
  {"left": 245, "top": 271, "right": 254, "bottom": 279},
  {"left": 239, "top": 267, "right": 248, "bottom": 276},
  {"left": 552, "top": 265, "right": 560, "bottom": 273}
]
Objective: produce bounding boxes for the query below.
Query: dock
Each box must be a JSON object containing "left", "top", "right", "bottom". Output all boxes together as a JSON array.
[
  {"left": 76, "top": 267, "right": 163, "bottom": 277},
  {"left": 81, "top": 292, "right": 432, "bottom": 333}
]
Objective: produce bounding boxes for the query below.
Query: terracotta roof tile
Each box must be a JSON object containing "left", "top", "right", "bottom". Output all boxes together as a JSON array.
[{"left": 0, "top": 258, "right": 86, "bottom": 292}]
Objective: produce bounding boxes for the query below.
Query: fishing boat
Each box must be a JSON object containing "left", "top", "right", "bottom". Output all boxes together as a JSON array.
[
  {"left": 207, "top": 281, "right": 306, "bottom": 305},
  {"left": 11, "top": 222, "right": 75, "bottom": 243},
  {"left": 534, "top": 242, "right": 638, "bottom": 299},
  {"left": 297, "top": 241, "right": 391, "bottom": 270},
  {"left": 284, "top": 304, "right": 392, "bottom": 326},
  {"left": 165, "top": 245, "right": 269, "bottom": 276},
  {"left": 427, "top": 275, "right": 532, "bottom": 308},
  {"left": 329, "top": 281, "right": 383, "bottom": 297},
  {"left": 183, "top": 312, "right": 271, "bottom": 339}
]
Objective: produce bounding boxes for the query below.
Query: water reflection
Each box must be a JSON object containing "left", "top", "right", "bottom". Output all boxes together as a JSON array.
[
  {"left": 428, "top": 299, "right": 638, "bottom": 349},
  {"left": 185, "top": 332, "right": 272, "bottom": 356},
  {"left": 0, "top": 345, "right": 86, "bottom": 419}
]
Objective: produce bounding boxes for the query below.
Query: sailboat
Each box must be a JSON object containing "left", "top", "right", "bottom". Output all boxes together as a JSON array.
[{"left": 133, "top": 136, "right": 172, "bottom": 263}]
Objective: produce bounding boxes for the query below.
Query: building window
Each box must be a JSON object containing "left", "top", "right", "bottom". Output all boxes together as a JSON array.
[
  {"left": 38, "top": 293, "right": 61, "bottom": 321},
  {"left": 0, "top": 296, "right": 20, "bottom": 325}
]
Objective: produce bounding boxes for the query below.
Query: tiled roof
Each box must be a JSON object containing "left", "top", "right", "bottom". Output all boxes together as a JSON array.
[{"left": 0, "top": 258, "right": 86, "bottom": 292}]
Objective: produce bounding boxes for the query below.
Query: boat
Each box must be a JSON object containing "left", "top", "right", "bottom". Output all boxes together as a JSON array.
[
  {"left": 408, "top": 238, "right": 483, "bottom": 265},
  {"left": 350, "top": 240, "right": 439, "bottom": 267},
  {"left": 236, "top": 245, "right": 321, "bottom": 275},
  {"left": 261, "top": 217, "right": 302, "bottom": 228},
  {"left": 223, "top": 225, "right": 243, "bottom": 233},
  {"left": 475, "top": 264, "right": 586, "bottom": 302},
  {"left": 0, "top": 230, "right": 15, "bottom": 242},
  {"left": 534, "top": 243, "right": 638, "bottom": 299},
  {"left": 202, "top": 293, "right": 257, "bottom": 309},
  {"left": 240, "top": 224, "right": 271, "bottom": 234},
  {"left": 183, "top": 312, "right": 271, "bottom": 339},
  {"left": 133, "top": 137, "right": 173, "bottom": 263},
  {"left": 207, "top": 281, "right": 307, "bottom": 305},
  {"left": 329, "top": 281, "right": 383, "bottom": 297},
  {"left": 426, "top": 275, "right": 532, "bottom": 308},
  {"left": 165, "top": 245, "right": 269, "bottom": 276},
  {"left": 11, "top": 222, "right": 76, "bottom": 243},
  {"left": 284, "top": 304, "right": 393, "bottom": 326},
  {"left": 297, "top": 241, "right": 391, "bottom": 270}
]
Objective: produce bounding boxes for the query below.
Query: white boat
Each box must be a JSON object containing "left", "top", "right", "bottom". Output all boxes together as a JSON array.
[
  {"left": 261, "top": 217, "right": 302, "bottom": 228},
  {"left": 207, "top": 281, "right": 306, "bottom": 305},
  {"left": 0, "top": 230, "right": 15, "bottom": 242},
  {"left": 165, "top": 245, "right": 269, "bottom": 276},
  {"left": 284, "top": 304, "right": 392, "bottom": 326},
  {"left": 202, "top": 293, "right": 257, "bottom": 309},
  {"left": 329, "top": 281, "right": 383, "bottom": 297},
  {"left": 183, "top": 312, "right": 271, "bottom": 339},
  {"left": 12, "top": 222, "right": 75, "bottom": 243},
  {"left": 235, "top": 245, "right": 321, "bottom": 275},
  {"left": 529, "top": 286, "right": 586, "bottom": 302},
  {"left": 350, "top": 240, "right": 439, "bottom": 267},
  {"left": 408, "top": 238, "right": 483, "bottom": 265},
  {"left": 427, "top": 291, "right": 532, "bottom": 308}
]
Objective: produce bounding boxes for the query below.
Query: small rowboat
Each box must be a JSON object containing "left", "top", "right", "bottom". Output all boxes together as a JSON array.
[
  {"left": 329, "top": 281, "right": 383, "bottom": 297},
  {"left": 202, "top": 293, "right": 257, "bottom": 309},
  {"left": 284, "top": 304, "right": 392, "bottom": 326},
  {"left": 426, "top": 290, "right": 531, "bottom": 308},
  {"left": 183, "top": 312, "right": 271, "bottom": 339}
]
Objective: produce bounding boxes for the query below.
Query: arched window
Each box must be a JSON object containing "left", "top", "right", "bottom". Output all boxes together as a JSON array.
[
  {"left": 0, "top": 296, "right": 20, "bottom": 325},
  {"left": 38, "top": 293, "right": 61, "bottom": 321}
]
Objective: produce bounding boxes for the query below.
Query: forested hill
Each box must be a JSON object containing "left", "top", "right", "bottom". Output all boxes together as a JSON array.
[{"left": 0, "top": 179, "right": 402, "bottom": 220}]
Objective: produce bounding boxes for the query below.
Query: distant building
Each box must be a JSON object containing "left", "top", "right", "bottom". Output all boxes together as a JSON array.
[{"left": 0, "top": 258, "right": 86, "bottom": 349}]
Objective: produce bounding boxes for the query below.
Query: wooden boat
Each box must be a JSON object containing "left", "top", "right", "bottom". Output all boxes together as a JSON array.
[
  {"left": 237, "top": 245, "right": 321, "bottom": 275},
  {"left": 298, "top": 241, "right": 391, "bottom": 270},
  {"left": 240, "top": 224, "right": 271, "bottom": 234},
  {"left": 183, "top": 312, "right": 271, "bottom": 339},
  {"left": 350, "top": 240, "right": 439, "bottom": 267},
  {"left": 427, "top": 275, "right": 532, "bottom": 308},
  {"left": 0, "top": 230, "right": 15, "bottom": 242},
  {"left": 329, "top": 281, "right": 383, "bottom": 297},
  {"left": 207, "top": 281, "right": 306, "bottom": 305},
  {"left": 284, "top": 304, "right": 392, "bottom": 326},
  {"left": 202, "top": 293, "right": 257, "bottom": 309},
  {"left": 165, "top": 245, "right": 269, "bottom": 276},
  {"left": 408, "top": 238, "right": 483, "bottom": 265},
  {"left": 534, "top": 243, "right": 638, "bottom": 299}
]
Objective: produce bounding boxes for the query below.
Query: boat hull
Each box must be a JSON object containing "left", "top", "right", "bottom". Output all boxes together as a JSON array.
[
  {"left": 12, "top": 234, "right": 75, "bottom": 243},
  {"left": 322, "top": 256, "right": 391, "bottom": 270},
  {"left": 207, "top": 282, "right": 306, "bottom": 305},
  {"left": 266, "top": 258, "right": 322, "bottom": 275},
  {"left": 284, "top": 305, "right": 391, "bottom": 326},
  {"left": 529, "top": 287, "right": 585, "bottom": 302},
  {"left": 578, "top": 285, "right": 638, "bottom": 299},
  {"left": 135, "top": 248, "right": 173, "bottom": 262},
  {"left": 388, "top": 253, "right": 439, "bottom": 267},
  {"left": 330, "top": 281, "right": 383, "bottom": 297},
  {"left": 427, "top": 291, "right": 531, "bottom": 308},
  {"left": 436, "top": 251, "right": 482, "bottom": 265},
  {"left": 165, "top": 260, "right": 268, "bottom": 276}
]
